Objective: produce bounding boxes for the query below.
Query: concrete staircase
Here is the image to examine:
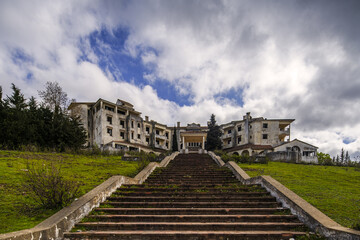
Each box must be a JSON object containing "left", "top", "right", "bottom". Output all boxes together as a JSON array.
[{"left": 64, "top": 153, "right": 307, "bottom": 239}]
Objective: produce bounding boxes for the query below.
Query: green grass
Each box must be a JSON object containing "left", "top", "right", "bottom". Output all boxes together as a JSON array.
[
  {"left": 0, "top": 150, "right": 140, "bottom": 234},
  {"left": 238, "top": 161, "right": 360, "bottom": 228}
]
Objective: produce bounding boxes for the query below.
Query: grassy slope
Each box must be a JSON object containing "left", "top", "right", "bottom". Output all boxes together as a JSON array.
[
  {"left": 0, "top": 150, "right": 139, "bottom": 234},
  {"left": 238, "top": 161, "right": 360, "bottom": 228}
]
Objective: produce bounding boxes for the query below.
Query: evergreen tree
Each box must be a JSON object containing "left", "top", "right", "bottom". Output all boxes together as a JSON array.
[
  {"left": 340, "top": 148, "right": 345, "bottom": 165},
  {"left": 345, "top": 151, "right": 350, "bottom": 166},
  {"left": 172, "top": 126, "right": 178, "bottom": 151},
  {"left": 206, "top": 114, "right": 222, "bottom": 151}
]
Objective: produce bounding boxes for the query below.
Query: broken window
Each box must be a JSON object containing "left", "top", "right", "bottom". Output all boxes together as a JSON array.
[
  {"left": 166, "top": 142, "right": 169, "bottom": 148},
  {"left": 107, "top": 116, "right": 112, "bottom": 125},
  {"left": 165, "top": 132, "right": 169, "bottom": 138},
  {"left": 105, "top": 105, "right": 114, "bottom": 112},
  {"left": 146, "top": 138, "right": 150, "bottom": 143},
  {"left": 227, "top": 139, "right": 231, "bottom": 145},
  {"left": 131, "top": 121, "right": 134, "bottom": 128},
  {"left": 120, "top": 120, "right": 125, "bottom": 128},
  {"left": 238, "top": 136, "right": 241, "bottom": 144},
  {"left": 263, "top": 134, "right": 268, "bottom": 139},
  {"left": 237, "top": 126, "right": 242, "bottom": 131},
  {"left": 137, "top": 123, "right": 141, "bottom": 128},
  {"left": 131, "top": 132, "right": 134, "bottom": 139},
  {"left": 146, "top": 126, "right": 150, "bottom": 133},
  {"left": 117, "top": 109, "right": 126, "bottom": 115},
  {"left": 263, "top": 123, "right": 268, "bottom": 128},
  {"left": 137, "top": 134, "right": 141, "bottom": 139},
  {"left": 156, "top": 130, "right": 160, "bottom": 135},
  {"left": 227, "top": 129, "right": 232, "bottom": 134},
  {"left": 107, "top": 128, "right": 112, "bottom": 136},
  {"left": 120, "top": 131, "right": 125, "bottom": 139}
]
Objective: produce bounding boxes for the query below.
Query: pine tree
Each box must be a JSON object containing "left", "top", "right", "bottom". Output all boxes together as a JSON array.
[
  {"left": 206, "top": 114, "right": 222, "bottom": 151},
  {"left": 345, "top": 151, "right": 350, "bottom": 166},
  {"left": 172, "top": 126, "right": 178, "bottom": 151},
  {"left": 340, "top": 148, "right": 345, "bottom": 165}
]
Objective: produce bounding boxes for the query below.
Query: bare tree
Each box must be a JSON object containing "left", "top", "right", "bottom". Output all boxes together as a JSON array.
[{"left": 38, "top": 81, "right": 69, "bottom": 112}]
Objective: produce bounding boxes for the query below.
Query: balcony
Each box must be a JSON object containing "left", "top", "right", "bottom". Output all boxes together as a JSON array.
[
  {"left": 221, "top": 133, "right": 232, "bottom": 139},
  {"left": 155, "top": 134, "right": 167, "bottom": 140},
  {"left": 155, "top": 143, "right": 168, "bottom": 150},
  {"left": 279, "top": 128, "right": 290, "bottom": 136}
]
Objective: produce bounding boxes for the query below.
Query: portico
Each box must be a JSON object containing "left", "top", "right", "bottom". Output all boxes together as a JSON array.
[{"left": 180, "top": 132, "right": 207, "bottom": 151}]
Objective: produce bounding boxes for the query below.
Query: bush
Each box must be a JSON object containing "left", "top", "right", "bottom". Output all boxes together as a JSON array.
[{"left": 23, "top": 161, "right": 80, "bottom": 209}]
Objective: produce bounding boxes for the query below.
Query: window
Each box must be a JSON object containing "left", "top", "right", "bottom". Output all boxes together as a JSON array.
[
  {"left": 146, "top": 138, "right": 150, "bottom": 143},
  {"left": 120, "top": 120, "right": 125, "bottom": 128},
  {"left": 146, "top": 126, "right": 150, "bottom": 133},
  {"left": 263, "top": 123, "right": 268, "bottom": 128},
  {"left": 249, "top": 125, "right": 252, "bottom": 129},
  {"left": 156, "top": 140, "right": 160, "bottom": 145},
  {"left": 263, "top": 134, "right": 268, "bottom": 139},
  {"left": 227, "top": 129, "right": 232, "bottom": 134},
  {"left": 117, "top": 109, "right": 126, "bottom": 115},
  {"left": 166, "top": 142, "right": 169, "bottom": 148},
  {"left": 165, "top": 132, "right": 169, "bottom": 138},
  {"left": 107, "top": 116, "right": 112, "bottom": 125},
  {"left": 131, "top": 132, "right": 134, "bottom": 139},
  {"left": 238, "top": 126, "right": 242, "bottom": 131},
  {"left": 156, "top": 130, "right": 160, "bottom": 135},
  {"left": 227, "top": 139, "right": 231, "bottom": 145},
  {"left": 137, "top": 134, "right": 141, "bottom": 139},
  {"left": 137, "top": 123, "right": 141, "bottom": 128},
  {"left": 238, "top": 136, "right": 241, "bottom": 144},
  {"left": 131, "top": 121, "right": 134, "bottom": 128},
  {"left": 107, "top": 128, "right": 112, "bottom": 136},
  {"left": 105, "top": 105, "right": 114, "bottom": 112},
  {"left": 120, "top": 131, "right": 125, "bottom": 139}
]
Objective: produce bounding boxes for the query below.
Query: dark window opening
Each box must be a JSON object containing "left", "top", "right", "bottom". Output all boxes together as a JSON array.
[
  {"left": 227, "top": 139, "right": 231, "bottom": 144},
  {"left": 263, "top": 134, "right": 268, "bottom": 139},
  {"left": 263, "top": 123, "right": 268, "bottom": 128},
  {"left": 238, "top": 136, "right": 241, "bottom": 144},
  {"left": 117, "top": 109, "right": 126, "bottom": 115},
  {"left": 146, "top": 138, "right": 150, "bottom": 143},
  {"left": 137, "top": 134, "right": 141, "bottom": 139},
  {"left": 227, "top": 129, "right": 231, "bottom": 134},
  {"left": 156, "top": 130, "right": 160, "bottom": 135},
  {"left": 131, "top": 121, "right": 134, "bottom": 128},
  {"left": 120, "top": 120, "right": 125, "bottom": 127},
  {"left": 131, "top": 132, "right": 134, "bottom": 139},
  {"left": 137, "top": 123, "right": 141, "bottom": 128},
  {"left": 120, "top": 131, "right": 125, "bottom": 138},
  {"left": 166, "top": 142, "right": 169, "bottom": 148},
  {"left": 107, "top": 128, "right": 112, "bottom": 136},
  {"left": 107, "top": 116, "right": 112, "bottom": 125},
  {"left": 146, "top": 127, "right": 150, "bottom": 133},
  {"left": 238, "top": 126, "right": 242, "bottom": 131},
  {"left": 105, "top": 105, "right": 114, "bottom": 112},
  {"left": 165, "top": 132, "right": 169, "bottom": 138}
]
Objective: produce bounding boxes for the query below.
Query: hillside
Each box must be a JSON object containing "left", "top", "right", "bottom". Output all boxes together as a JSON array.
[
  {"left": 0, "top": 150, "right": 140, "bottom": 234},
  {"left": 237, "top": 161, "right": 360, "bottom": 229}
]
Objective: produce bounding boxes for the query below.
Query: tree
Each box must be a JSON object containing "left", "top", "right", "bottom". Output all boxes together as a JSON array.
[
  {"left": 172, "top": 126, "right": 178, "bottom": 151},
  {"left": 317, "top": 152, "right": 332, "bottom": 165},
  {"left": 38, "top": 81, "right": 68, "bottom": 112},
  {"left": 7, "top": 83, "right": 27, "bottom": 111},
  {"left": 206, "top": 114, "right": 222, "bottom": 151}
]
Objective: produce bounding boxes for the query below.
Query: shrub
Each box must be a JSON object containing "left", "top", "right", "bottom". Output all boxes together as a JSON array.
[{"left": 23, "top": 161, "right": 80, "bottom": 209}]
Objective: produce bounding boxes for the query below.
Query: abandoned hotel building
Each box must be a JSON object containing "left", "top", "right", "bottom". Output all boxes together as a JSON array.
[{"left": 69, "top": 98, "right": 318, "bottom": 163}]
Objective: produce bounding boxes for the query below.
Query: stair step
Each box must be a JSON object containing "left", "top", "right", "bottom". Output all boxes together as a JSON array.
[
  {"left": 64, "top": 230, "right": 307, "bottom": 240},
  {"left": 86, "top": 214, "right": 299, "bottom": 223},
  {"left": 112, "top": 192, "right": 270, "bottom": 196},
  {"left": 104, "top": 201, "right": 281, "bottom": 208},
  {"left": 75, "top": 222, "right": 304, "bottom": 231},
  {"left": 106, "top": 196, "right": 276, "bottom": 202},
  {"left": 93, "top": 207, "right": 290, "bottom": 215}
]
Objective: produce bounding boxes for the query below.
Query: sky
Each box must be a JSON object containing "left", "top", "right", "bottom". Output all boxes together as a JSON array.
[{"left": 0, "top": 0, "right": 360, "bottom": 158}]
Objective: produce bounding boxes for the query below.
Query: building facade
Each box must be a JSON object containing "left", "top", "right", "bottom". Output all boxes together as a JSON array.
[{"left": 69, "top": 99, "right": 318, "bottom": 162}]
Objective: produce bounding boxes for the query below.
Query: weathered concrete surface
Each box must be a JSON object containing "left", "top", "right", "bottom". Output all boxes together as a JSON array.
[
  {"left": 224, "top": 159, "right": 360, "bottom": 240},
  {"left": 0, "top": 151, "right": 179, "bottom": 240},
  {"left": 208, "top": 151, "right": 225, "bottom": 166}
]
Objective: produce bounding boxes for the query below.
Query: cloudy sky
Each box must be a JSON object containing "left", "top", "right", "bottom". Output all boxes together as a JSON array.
[{"left": 1, "top": 0, "right": 359, "bottom": 157}]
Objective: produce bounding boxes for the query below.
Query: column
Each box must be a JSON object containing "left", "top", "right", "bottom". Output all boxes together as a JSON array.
[
  {"left": 202, "top": 136, "right": 205, "bottom": 150},
  {"left": 182, "top": 136, "right": 185, "bottom": 150}
]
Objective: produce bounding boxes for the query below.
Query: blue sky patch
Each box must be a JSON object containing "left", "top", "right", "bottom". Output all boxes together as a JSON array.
[
  {"left": 343, "top": 137, "right": 356, "bottom": 144},
  {"left": 214, "top": 87, "right": 244, "bottom": 107}
]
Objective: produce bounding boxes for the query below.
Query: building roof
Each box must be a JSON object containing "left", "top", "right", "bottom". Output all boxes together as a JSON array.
[{"left": 274, "top": 139, "right": 318, "bottom": 149}]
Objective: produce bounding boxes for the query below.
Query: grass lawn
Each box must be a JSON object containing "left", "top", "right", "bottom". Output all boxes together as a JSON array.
[
  {"left": 237, "top": 161, "right": 360, "bottom": 229},
  {"left": 0, "top": 150, "right": 140, "bottom": 234}
]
